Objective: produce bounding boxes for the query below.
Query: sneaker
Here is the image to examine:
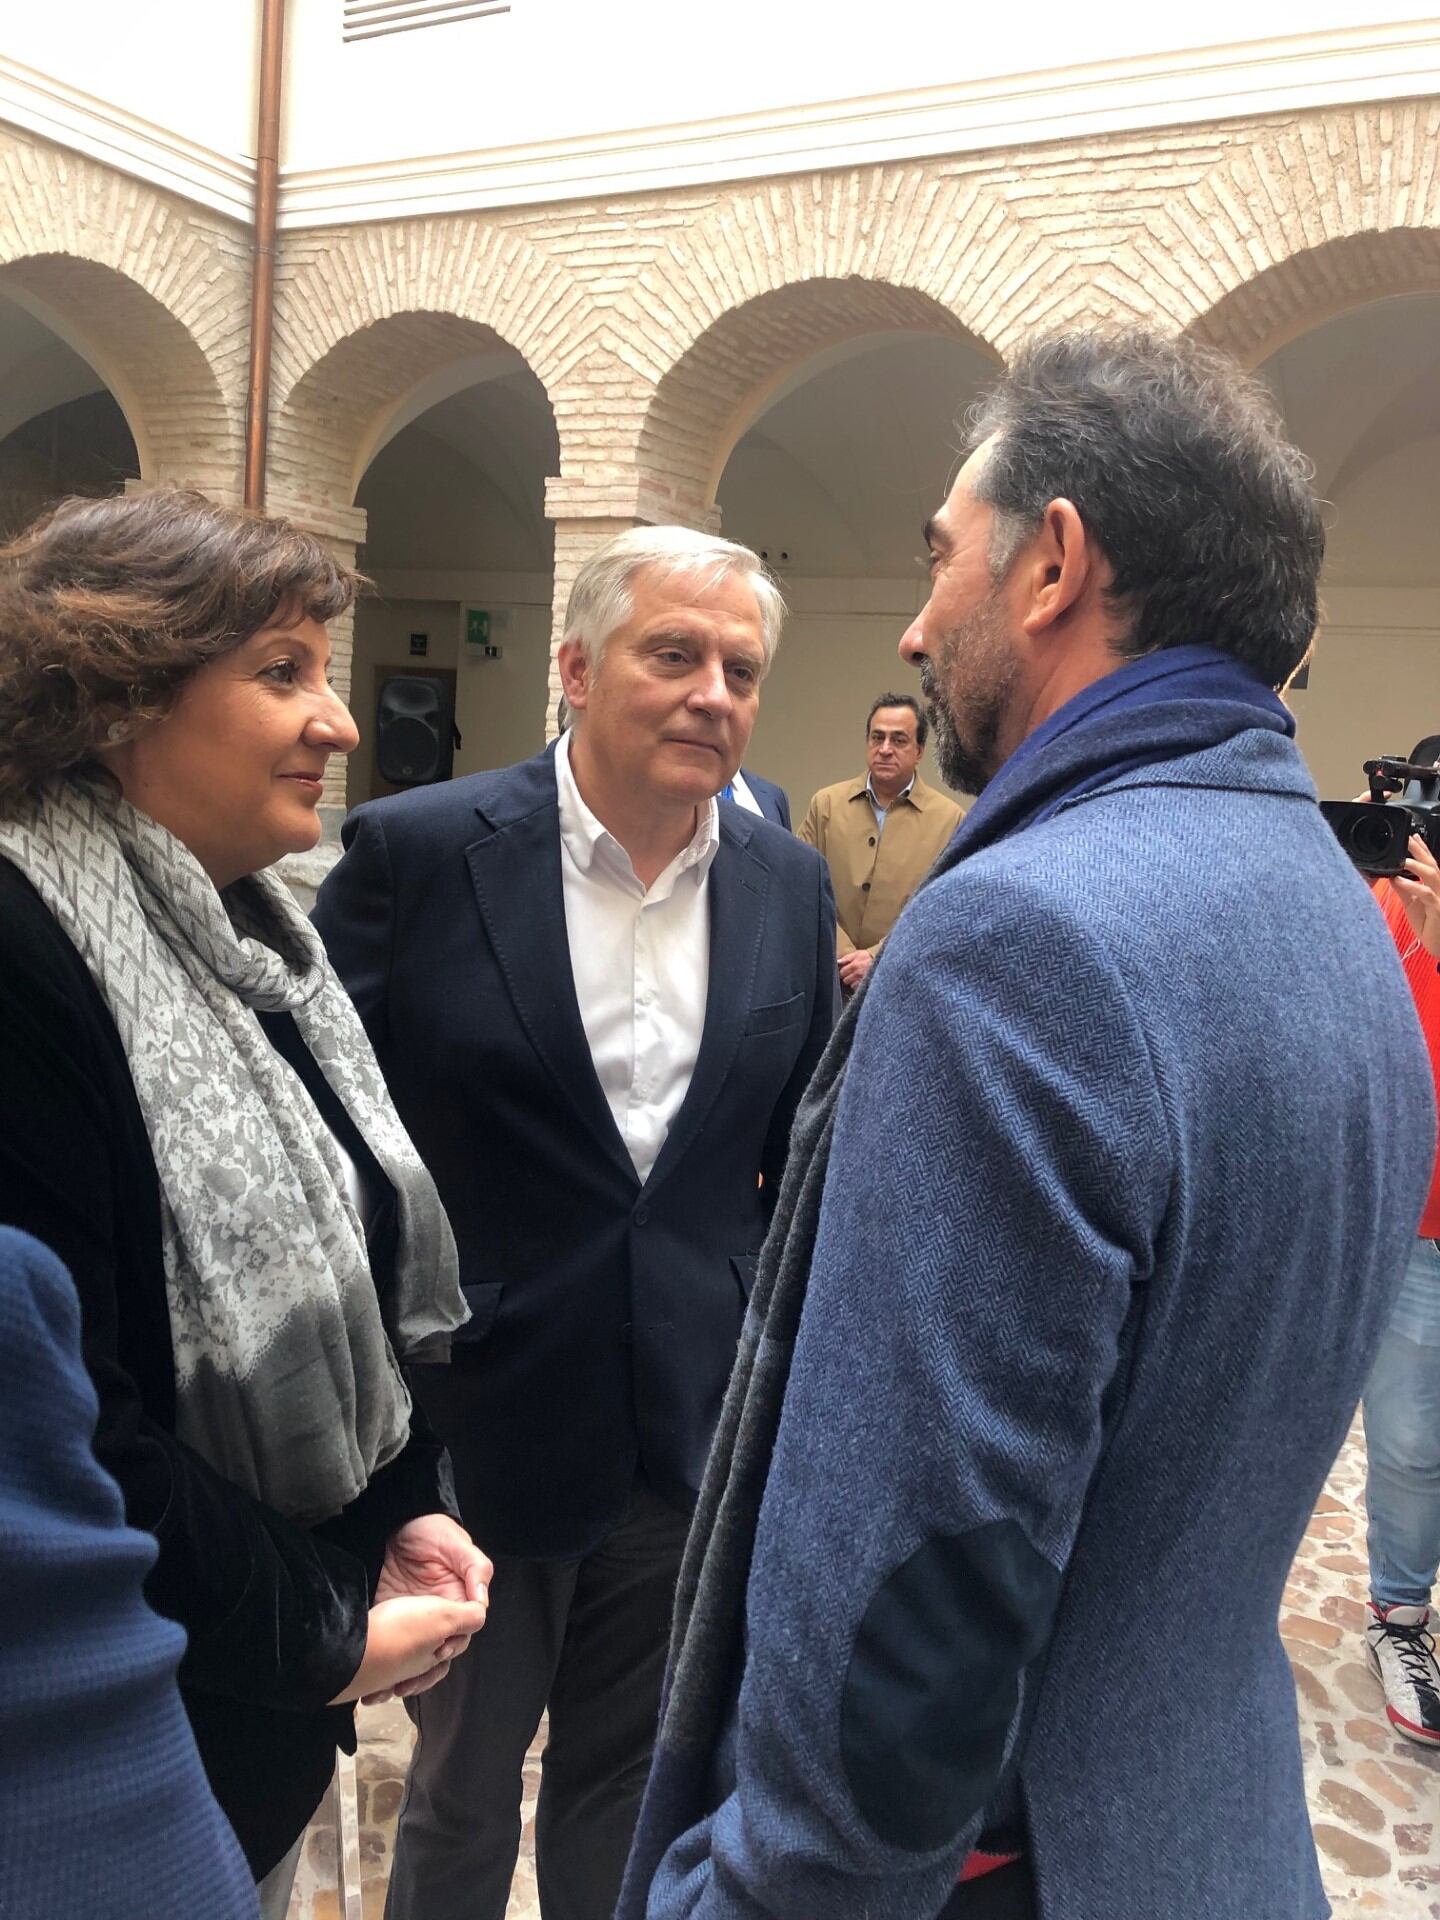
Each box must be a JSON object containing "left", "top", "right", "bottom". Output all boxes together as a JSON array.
[{"left": 1366, "top": 1601, "right": 1440, "bottom": 1745}]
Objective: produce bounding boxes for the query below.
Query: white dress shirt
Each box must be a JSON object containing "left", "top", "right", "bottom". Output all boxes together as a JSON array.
[
  {"left": 554, "top": 730, "right": 718, "bottom": 1182},
  {"left": 728, "top": 769, "right": 764, "bottom": 817}
]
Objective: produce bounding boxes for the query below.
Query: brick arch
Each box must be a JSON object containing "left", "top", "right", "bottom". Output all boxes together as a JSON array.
[
  {"left": 0, "top": 137, "right": 242, "bottom": 494},
  {"left": 1189, "top": 228, "right": 1440, "bottom": 368},
  {"left": 269, "top": 223, "right": 585, "bottom": 518},
  {"left": 271, "top": 308, "right": 563, "bottom": 521},
  {"left": 640, "top": 280, "right": 996, "bottom": 516},
  {"left": 624, "top": 168, "right": 1050, "bottom": 516},
  {"left": 1142, "top": 100, "right": 1440, "bottom": 364}
]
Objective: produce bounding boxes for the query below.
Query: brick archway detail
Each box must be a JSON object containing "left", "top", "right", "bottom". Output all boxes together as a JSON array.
[
  {"left": 270, "top": 223, "right": 582, "bottom": 521},
  {"left": 0, "top": 135, "right": 242, "bottom": 494},
  {"left": 626, "top": 169, "right": 1044, "bottom": 517},
  {"left": 1172, "top": 102, "right": 1440, "bottom": 365}
]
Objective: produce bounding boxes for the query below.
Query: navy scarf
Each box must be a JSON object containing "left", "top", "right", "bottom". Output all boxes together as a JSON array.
[
  {"left": 940, "top": 642, "right": 1292, "bottom": 865},
  {"left": 617, "top": 644, "right": 1294, "bottom": 1920}
]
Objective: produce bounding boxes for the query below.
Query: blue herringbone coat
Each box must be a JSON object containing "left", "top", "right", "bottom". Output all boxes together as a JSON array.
[
  {"left": 0, "top": 1228, "right": 257, "bottom": 1919},
  {"left": 642, "top": 729, "right": 1434, "bottom": 1920}
]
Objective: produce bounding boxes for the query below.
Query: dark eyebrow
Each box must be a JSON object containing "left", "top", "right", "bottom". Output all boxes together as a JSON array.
[
  {"left": 922, "top": 516, "right": 948, "bottom": 553},
  {"left": 254, "top": 618, "right": 315, "bottom": 645},
  {"left": 250, "top": 625, "right": 330, "bottom": 667}
]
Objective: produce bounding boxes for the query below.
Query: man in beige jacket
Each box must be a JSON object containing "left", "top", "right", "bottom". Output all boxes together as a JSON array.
[{"left": 798, "top": 692, "right": 963, "bottom": 991}]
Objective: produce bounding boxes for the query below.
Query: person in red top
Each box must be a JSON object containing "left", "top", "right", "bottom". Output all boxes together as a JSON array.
[{"left": 1361, "top": 733, "right": 1440, "bottom": 1746}]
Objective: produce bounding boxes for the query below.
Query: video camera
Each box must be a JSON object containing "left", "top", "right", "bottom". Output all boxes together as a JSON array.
[{"left": 1320, "top": 757, "right": 1440, "bottom": 875}]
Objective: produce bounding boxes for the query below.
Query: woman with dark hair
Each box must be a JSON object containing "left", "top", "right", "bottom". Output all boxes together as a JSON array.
[{"left": 0, "top": 490, "right": 490, "bottom": 1913}]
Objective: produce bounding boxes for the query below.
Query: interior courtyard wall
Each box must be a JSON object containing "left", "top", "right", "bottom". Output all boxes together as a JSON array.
[
  {"left": 2, "top": 95, "right": 1438, "bottom": 807},
  {"left": 0, "top": 125, "right": 248, "bottom": 499},
  {"left": 276, "top": 97, "right": 1433, "bottom": 784},
  {"left": 347, "top": 594, "right": 558, "bottom": 812}
]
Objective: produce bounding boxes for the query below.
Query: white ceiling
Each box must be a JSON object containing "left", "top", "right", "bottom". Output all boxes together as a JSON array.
[
  {"left": 0, "top": 292, "right": 107, "bottom": 442},
  {"left": 356, "top": 359, "right": 558, "bottom": 569},
  {"left": 1260, "top": 293, "right": 1440, "bottom": 588},
  {"left": 718, "top": 332, "right": 997, "bottom": 577},
  {"left": 357, "top": 357, "right": 558, "bottom": 562}
]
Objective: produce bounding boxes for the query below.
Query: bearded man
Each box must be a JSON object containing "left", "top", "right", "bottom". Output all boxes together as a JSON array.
[{"left": 617, "top": 330, "right": 1435, "bottom": 1920}]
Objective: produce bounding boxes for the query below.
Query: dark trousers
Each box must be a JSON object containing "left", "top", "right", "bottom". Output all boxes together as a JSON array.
[
  {"left": 940, "top": 1858, "right": 1037, "bottom": 1920},
  {"left": 385, "top": 1480, "right": 691, "bottom": 1920}
]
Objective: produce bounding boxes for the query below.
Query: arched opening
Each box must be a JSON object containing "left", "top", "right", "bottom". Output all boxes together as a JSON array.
[
  {"left": 639, "top": 278, "right": 991, "bottom": 514},
  {"left": 0, "top": 253, "right": 234, "bottom": 506},
  {"left": 1257, "top": 292, "right": 1440, "bottom": 796},
  {"left": 1191, "top": 229, "right": 1440, "bottom": 371},
  {"left": 289, "top": 315, "right": 561, "bottom": 806},
  {"left": 0, "top": 287, "right": 140, "bottom": 537},
  {"left": 710, "top": 322, "right": 998, "bottom": 818}
]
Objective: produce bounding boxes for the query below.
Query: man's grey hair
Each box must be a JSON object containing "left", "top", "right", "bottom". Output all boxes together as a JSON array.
[{"left": 561, "top": 526, "right": 785, "bottom": 674}]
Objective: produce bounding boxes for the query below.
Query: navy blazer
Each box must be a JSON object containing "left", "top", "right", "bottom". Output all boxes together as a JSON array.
[
  {"left": 739, "top": 769, "right": 791, "bottom": 830},
  {"left": 314, "top": 751, "right": 837, "bottom": 1558}
]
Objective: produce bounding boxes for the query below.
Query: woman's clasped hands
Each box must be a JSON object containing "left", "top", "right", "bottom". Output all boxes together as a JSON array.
[{"left": 329, "top": 1513, "right": 493, "bottom": 1707}]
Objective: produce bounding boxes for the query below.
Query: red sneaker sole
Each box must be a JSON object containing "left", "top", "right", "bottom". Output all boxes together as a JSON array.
[{"left": 1385, "top": 1705, "right": 1440, "bottom": 1746}]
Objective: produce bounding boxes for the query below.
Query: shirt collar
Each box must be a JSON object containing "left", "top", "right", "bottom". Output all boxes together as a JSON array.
[
  {"left": 864, "top": 772, "right": 917, "bottom": 810},
  {"left": 555, "top": 729, "right": 720, "bottom": 892},
  {"left": 728, "top": 768, "right": 761, "bottom": 815}
]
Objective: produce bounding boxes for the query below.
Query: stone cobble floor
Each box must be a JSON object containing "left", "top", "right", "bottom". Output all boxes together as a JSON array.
[{"left": 287, "top": 1415, "right": 1438, "bottom": 1919}]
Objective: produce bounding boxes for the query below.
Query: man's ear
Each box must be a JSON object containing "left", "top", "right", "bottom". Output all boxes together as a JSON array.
[
  {"left": 557, "top": 636, "right": 590, "bottom": 712},
  {"left": 1020, "top": 498, "right": 1091, "bottom": 638}
]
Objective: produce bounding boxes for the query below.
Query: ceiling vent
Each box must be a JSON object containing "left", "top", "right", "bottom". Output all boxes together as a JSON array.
[{"left": 343, "top": 0, "right": 511, "bottom": 42}]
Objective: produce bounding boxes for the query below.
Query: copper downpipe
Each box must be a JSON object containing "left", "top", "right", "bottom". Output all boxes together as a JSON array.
[{"left": 243, "top": 0, "right": 286, "bottom": 509}]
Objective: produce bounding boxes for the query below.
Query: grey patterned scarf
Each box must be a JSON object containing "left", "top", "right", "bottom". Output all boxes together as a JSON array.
[{"left": 0, "top": 777, "right": 466, "bottom": 1524}]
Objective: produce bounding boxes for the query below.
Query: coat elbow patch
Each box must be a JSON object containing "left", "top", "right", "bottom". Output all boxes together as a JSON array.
[{"left": 839, "top": 1520, "right": 1063, "bottom": 1851}]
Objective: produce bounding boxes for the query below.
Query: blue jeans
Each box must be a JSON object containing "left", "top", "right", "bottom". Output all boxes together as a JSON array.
[{"left": 1364, "top": 1236, "right": 1440, "bottom": 1608}]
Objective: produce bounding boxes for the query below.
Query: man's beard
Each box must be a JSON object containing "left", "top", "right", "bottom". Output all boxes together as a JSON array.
[{"left": 918, "top": 594, "right": 1019, "bottom": 796}]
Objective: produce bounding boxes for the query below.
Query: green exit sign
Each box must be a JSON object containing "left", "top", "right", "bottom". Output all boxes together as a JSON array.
[{"left": 465, "top": 608, "right": 490, "bottom": 647}]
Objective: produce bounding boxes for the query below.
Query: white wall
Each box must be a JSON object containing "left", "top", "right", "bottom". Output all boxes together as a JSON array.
[
  {"left": 1290, "top": 626, "right": 1440, "bottom": 799},
  {"left": 347, "top": 583, "right": 552, "bottom": 806},
  {"left": 1324, "top": 437, "right": 1440, "bottom": 590},
  {"left": 1259, "top": 299, "right": 1440, "bottom": 796},
  {"left": 3, "top": 2, "right": 257, "bottom": 158},
  {"left": 281, "top": 0, "right": 1438, "bottom": 175},
  {"left": 359, "top": 426, "right": 551, "bottom": 573},
  {"left": 454, "top": 603, "right": 553, "bottom": 776},
  {"left": 8, "top": 1, "right": 1438, "bottom": 228},
  {"left": 745, "top": 582, "right": 967, "bottom": 817},
  {"left": 749, "top": 598, "right": 1440, "bottom": 822}
]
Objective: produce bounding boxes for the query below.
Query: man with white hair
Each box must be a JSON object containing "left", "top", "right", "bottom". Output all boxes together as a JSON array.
[{"left": 315, "top": 526, "right": 837, "bottom": 1920}]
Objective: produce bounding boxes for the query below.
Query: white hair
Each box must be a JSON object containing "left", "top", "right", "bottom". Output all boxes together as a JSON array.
[{"left": 561, "top": 525, "right": 785, "bottom": 674}]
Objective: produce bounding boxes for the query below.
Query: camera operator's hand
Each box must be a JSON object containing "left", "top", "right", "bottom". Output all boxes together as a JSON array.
[{"left": 1393, "top": 834, "right": 1440, "bottom": 960}]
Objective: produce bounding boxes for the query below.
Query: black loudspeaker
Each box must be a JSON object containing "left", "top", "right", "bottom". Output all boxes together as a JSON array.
[{"left": 375, "top": 674, "right": 456, "bottom": 786}]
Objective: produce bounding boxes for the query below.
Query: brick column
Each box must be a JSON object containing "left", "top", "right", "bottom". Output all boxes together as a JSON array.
[{"left": 262, "top": 489, "right": 368, "bottom": 900}]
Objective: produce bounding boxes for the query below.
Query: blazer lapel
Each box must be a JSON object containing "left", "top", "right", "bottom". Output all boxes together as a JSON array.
[
  {"left": 465, "top": 789, "right": 636, "bottom": 1184},
  {"left": 644, "top": 820, "right": 769, "bottom": 1193}
]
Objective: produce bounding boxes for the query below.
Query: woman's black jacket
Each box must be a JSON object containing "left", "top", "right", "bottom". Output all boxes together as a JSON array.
[{"left": 0, "top": 858, "right": 455, "bottom": 1877}]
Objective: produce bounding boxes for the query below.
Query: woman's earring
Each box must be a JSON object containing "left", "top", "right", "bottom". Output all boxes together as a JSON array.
[{"left": 105, "top": 720, "right": 128, "bottom": 744}]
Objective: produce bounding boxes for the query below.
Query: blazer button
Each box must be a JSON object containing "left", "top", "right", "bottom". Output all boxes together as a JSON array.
[
  {"left": 634, "top": 1205, "right": 650, "bottom": 1226},
  {"left": 861, "top": 881, "right": 871, "bottom": 892},
  {"left": 868, "top": 836, "right": 876, "bottom": 847}
]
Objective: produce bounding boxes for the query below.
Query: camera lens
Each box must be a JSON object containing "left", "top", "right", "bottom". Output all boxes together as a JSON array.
[{"left": 1349, "top": 813, "right": 1396, "bottom": 862}]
